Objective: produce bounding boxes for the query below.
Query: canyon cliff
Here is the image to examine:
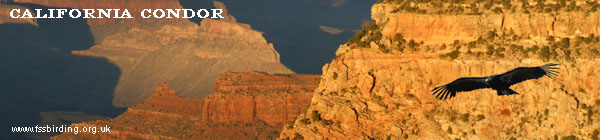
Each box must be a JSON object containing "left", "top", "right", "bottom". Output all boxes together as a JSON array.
[
  {"left": 374, "top": 6, "right": 600, "bottom": 45},
  {"left": 52, "top": 71, "right": 320, "bottom": 139},
  {"left": 280, "top": 0, "right": 600, "bottom": 139},
  {"left": 371, "top": 0, "right": 600, "bottom": 45}
]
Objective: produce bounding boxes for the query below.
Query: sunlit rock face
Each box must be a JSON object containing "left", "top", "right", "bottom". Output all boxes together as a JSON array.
[
  {"left": 281, "top": 49, "right": 600, "bottom": 139},
  {"left": 371, "top": 3, "right": 600, "bottom": 45}
]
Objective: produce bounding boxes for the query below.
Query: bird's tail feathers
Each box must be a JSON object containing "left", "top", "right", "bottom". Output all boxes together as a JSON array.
[
  {"left": 497, "top": 89, "right": 519, "bottom": 96},
  {"left": 540, "top": 63, "right": 559, "bottom": 78}
]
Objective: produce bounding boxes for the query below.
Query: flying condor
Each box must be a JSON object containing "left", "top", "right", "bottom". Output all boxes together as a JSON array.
[{"left": 431, "top": 63, "right": 559, "bottom": 100}]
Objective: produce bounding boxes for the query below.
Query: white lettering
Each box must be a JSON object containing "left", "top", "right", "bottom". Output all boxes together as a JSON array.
[
  {"left": 83, "top": 9, "right": 95, "bottom": 18},
  {"left": 20, "top": 9, "right": 33, "bottom": 18},
  {"left": 153, "top": 9, "right": 165, "bottom": 18},
  {"left": 8, "top": 8, "right": 226, "bottom": 19},
  {"left": 121, "top": 9, "right": 132, "bottom": 18},
  {"left": 48, "top": 9, "right": 55, "bottom": 18},
  {"left": 56, "top": 9, "right": 67, "bottom": 18},
  {"left": 34, "top": 9, "right": 47, "bottom": 18},
  {"left": 211, "top": 9, "right": 224, "bottom": 18},
  {"left": 113, "top": 9, "right": 122, "bottom": 18},
  {"left": 141, "top": 9, "right": 151, "bottom": 18},
  {"left": 9, "top": 9, "right": 19, "bottom": 18},
  {"left": 97, "top": 9, "right": 113, "bottom": 18},
  {"left": 183, "top": 9, "right": 195, "bottom": 18},
  {"left": 166, "top": 9, "right": 180, "bottom": 18},
  {"left": 69, "top": 9, "right": 81, "bottom": 18},
  {"left": 197, "top": 9, "right": 209, "bottom": 18}
]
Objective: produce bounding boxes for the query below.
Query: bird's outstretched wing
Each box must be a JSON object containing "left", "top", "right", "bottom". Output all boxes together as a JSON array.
[
  {"left": 499, "top": 63, "right": 559, "bottom": 85},
  {"left": 432, "top": 77, "right": 489, "bottom": 100}
]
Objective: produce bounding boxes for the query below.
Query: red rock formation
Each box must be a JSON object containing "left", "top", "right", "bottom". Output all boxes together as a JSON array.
[
  {"left": 205, "top": 71, "right": 319, "bottom": 126},
  {"left": 52, "top": 71, "right": 320, "bottom": 139}
]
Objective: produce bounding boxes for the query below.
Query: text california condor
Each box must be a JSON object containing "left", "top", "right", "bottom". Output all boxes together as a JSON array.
[{"left": 9, "top": 8, "right": 225, "bottom": 19}]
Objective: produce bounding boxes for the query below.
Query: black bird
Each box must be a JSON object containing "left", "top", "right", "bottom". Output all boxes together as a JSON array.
[{"left": 431, "top": 63, "right": 559, "bottom": 100}]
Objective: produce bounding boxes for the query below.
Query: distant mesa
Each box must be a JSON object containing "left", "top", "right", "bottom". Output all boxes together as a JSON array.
[
  {"left": 58, "top": 1, "right": 294, "bottom": 106},
  {"left": 83, "top": 16, "right": 293, "bottom": 107}
]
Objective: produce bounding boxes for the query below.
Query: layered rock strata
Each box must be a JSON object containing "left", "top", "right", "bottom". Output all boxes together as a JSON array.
[
  {"left": 52, "top": 71, "right": 320, "bottom": 139},
  {"left": 372, "top": 2, "right": 600, "bottom": 45}
]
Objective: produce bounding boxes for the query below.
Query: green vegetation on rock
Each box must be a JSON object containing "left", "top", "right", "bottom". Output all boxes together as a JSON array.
[
  {"left": 379, "top": 0, "right": 599, "bottom": 15},
  {"left": 347, "top": 22, "right": 382, "bottom": 48}
]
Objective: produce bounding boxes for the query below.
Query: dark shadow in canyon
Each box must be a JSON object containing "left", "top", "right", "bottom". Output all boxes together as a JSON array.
[
  {"left": 179, "top": 0, "right": 375, "bottom": 74},
  {"left": 0, "top": 4, "right": 125, "bottom": 139}
]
